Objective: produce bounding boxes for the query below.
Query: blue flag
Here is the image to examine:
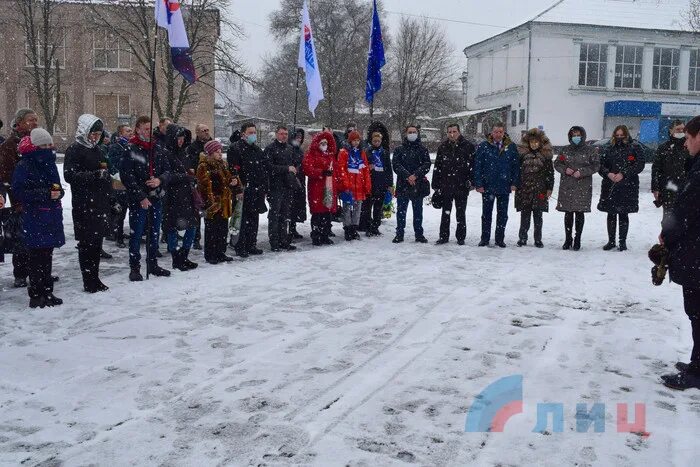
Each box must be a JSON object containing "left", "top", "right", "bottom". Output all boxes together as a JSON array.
[{"left": 365, "top": 0, "right": 385, "bottom": 104}]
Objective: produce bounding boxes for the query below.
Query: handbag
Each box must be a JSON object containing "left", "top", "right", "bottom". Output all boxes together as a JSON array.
[
  {"left": 430, "top": 191, "right": 443, "bottom": 209},
  {"left": 0, "top": 207, "right": 23, "bottom": 255}
]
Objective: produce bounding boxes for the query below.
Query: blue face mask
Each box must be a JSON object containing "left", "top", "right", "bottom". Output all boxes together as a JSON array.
[
  {"left": 571, "top": 136, "right": 582, "bottom": 145},
  {"left": 246, "top": 134, "right": 257, "bottom": 145}
]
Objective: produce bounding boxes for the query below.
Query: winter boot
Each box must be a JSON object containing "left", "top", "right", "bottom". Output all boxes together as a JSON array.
[
  {"left": 147, "top": 262, "right": 171, "bottom": 277},
  {"left": 44, "top": 294, "right": 63, "bottom": 307},
  {"left": 172, "top": 249, "right": 187, "bottom": 271},
  {"left": 573, "top": 236, "right": 581, "bottom": 251},
  {"left": 129, "top": 266, "right": 144, "bottom": 282},
  {"left": 344, "top": 227, "right": 353, "bottom": 242},
  {"left": 14, "top": 277, "right": 27, "bottom": 288},
  {"left": 29, "top": 296, "right": 47, "bottom": 308},
  {"left": 100, "top": 249, "right": 113, "bottom": 260},
  {"left": 352, "top": 226, "right": 361, "bottom": 240},
  {"left": 182, "top": 250, "right": 198, "bottom": 270},
  {"left": 415, "top": 235, "right": 428, "bottom": 243}
]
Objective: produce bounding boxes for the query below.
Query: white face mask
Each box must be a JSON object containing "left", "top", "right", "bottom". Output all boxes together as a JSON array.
[
  {"left": 673, "top": 133, "right": 686, "bottom": 139},
  {"left": 407, "top": 133, "right": 418, "bottom": 142},
  {"left": 319, "top": 143, "right": 328, "bottom": 152}
]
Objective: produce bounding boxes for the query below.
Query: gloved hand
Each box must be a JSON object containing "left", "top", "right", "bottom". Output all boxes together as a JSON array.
[{"left": 322, "top": 169, "right": 333, "bottom": 176}]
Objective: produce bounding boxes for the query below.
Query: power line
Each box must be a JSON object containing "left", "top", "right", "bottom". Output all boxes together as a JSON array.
[{"left": 384, "top": 9, "right": 509, "bottom": 29}]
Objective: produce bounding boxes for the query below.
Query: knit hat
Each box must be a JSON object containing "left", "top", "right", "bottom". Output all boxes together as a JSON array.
[
  {"left": 30, "top": 128, "right": 54, "bottom": 147},
  {"left": 348, "top": 130, "right": 361, "bottom": 142},
  {"left": 204, "top": 139, "right": 223, "bottom": 155},
  {"left": 18, "top": 136, "right": 37, "bottom": 155}
]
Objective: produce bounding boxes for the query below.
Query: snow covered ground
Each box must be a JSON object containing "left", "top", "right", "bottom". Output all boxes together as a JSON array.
[{"left": 2, "top": 166, "right": 699, "bottom": 466}]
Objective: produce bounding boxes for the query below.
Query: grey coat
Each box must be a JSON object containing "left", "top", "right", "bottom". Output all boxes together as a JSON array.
[{"left": 553, "top": 127, "right": 600, "bottom": 213}]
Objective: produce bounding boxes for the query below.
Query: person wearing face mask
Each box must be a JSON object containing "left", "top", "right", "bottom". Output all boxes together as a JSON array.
[
  {"left": 106, "top": 124, "right": 133, "bottom": 248},
  {"left": 289, "top": 128, "right": 307, "bottom": 239},
  {"left": 652, "top": 120, "right": 691, "bottom": 223},
  {"left": 12, "top": 129, "right": 65, "bottom": 308},
  {"left": 64, "top": 114, "right": 113, "bottom": 292},
  {"left": 227, "top": 122, "right": 269, "bottom": 258},
  {"left": 597, "top": 125, "right": 645, "bottom": 251},
  {"left": 554, "top": 126, "right": 600, "bottom": 251},
  {"left": 659, "top": 115, "right": 700, "bottom": 390},
  {"left": 392, "top": 125, "right": 431, "bottom": 244},
  {"left": 337, "top": 131, "right": 372, "bottom": 241},
  {"left": 515, "top": 128, "right": 554, "bottom": 248},
  {"left": 364, "top": 123, "right": 393, "bottom": 237},
  {"left": 303, "top": 131, "right": 339, "bottom": 246},
  {"left": 473, "top": 123, "right": 520, "bottom": 248}
]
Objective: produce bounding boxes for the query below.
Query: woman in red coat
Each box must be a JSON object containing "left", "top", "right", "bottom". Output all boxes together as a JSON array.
[
  {"left": 303, "top": 131, "right": 339, "bottom": 246},
  {"left": 337, "top": 130, "right": 372, "bottom": 241}
]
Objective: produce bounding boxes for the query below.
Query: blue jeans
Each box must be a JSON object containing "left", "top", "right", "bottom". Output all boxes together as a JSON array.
[
  {"left": 167, "top": 227, "right": 196, "bottom": 252},
  {"left": 396, "top": 196, "right": 424, "bottom": 238},
  {"left": 129, "top": 199, "right": 163, "bottom": 267},
  {"left": 481, "top": 193, "right": 510, "bottom": 243}
]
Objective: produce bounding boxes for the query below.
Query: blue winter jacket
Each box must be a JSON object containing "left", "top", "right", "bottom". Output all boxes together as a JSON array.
[
  {"left": 474, "top": 135, "right": 521, "bottom": 195},
  {"left": 11, "top": 147, "right": 65, "bottom": 249}
]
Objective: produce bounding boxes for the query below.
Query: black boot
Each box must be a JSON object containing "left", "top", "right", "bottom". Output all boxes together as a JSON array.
[
  {"left": 148, "top": 262, "right": 171, "bottom": 277},
  {"left": 573, "top": 236, "right": 581, "bottom": 251},
  {"left": 604, "top": 214, "right": 617, "bottom": 250},
  {"left": 14, "top": 277, "right": 27, "bottom": 288},
  {"left": 182, "top": 250, "right": 198, "bottom": 270},
  {"left": 100, "top": 249, "right": 113, "bottom": 259},
  {"left": 352, "top": 226, "right": 361, "bottom": 240},
  {"left": 129, "top": 266, "right": 143, "bottom": 282},
  {"left": 172, "top": 249, "right": 187, "bottom": 271},
  {"left": 29, "top": 296, "right": 47, "bottom": 308},
  {"left": 44, "top": 294, "right": 63, "bottom": 307},
  {"left": 344, "top": 227, "right": 353, "bottom": 241}
]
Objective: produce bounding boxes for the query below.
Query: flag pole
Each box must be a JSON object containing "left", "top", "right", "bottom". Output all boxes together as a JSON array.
[
  {"left": 146, "top": 20, "right": 159, "bottom": 281},
  {"left": 293, "top": 67, "right": 301, "bottom": 129},
  {"left": 369, "top": 100, "right": 374, "bottom": 119}
]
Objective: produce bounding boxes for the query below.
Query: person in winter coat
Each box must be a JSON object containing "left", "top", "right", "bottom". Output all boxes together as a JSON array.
[
  {"left": 227, "top": 122, "right": 269, "bottom": 258},
  {"left": 186, "top": 124, "right": 212, "bottom": 250},
  {"left": 303, "top": 131, "right": 339, "bottom": 246},
  {"left": 364, "top": 125, "right": 393, "bottom": 237},
  {"left": 653, "top": 120, "right": 691, "bottom": 222},
  {"left": 198, "top": 139, "right": 240, "bottom": 264},
  {"left": 121, "top": 115, "right": 171, "bottom": 280},
  {"left": 597, "top": 125, "right": 645, "bottom": 251},
  {"left": 289, "top": 128, "right": 307, "bottom": 239},
  {"left": 153, "top": 117, "right": 172, "bottom": 150},
  {"left": 392, "top": 125, "right": 431, "bottom": 244},
  {"left": 163, "top": 124, "right": 200, "bottom": 271},
  {"left": 63, "top": 114, "right": 112, "bottom": 293},
  {"left": 0, "top": 108, "right": 38, "bottom": 287},
  {"left": 473, "top": 123, "right": 521, "bottom": 248},
  {"left": 432, "top": 123, "right": 475, "bottom": 245},
  {"left": 106, "top": 124, "right": 133, "bottom": 248},
  {"left": 515, "top": 128, "right": 554, "bottom": 248},
  {"left": 337, "top": 131, "right": 372, "bottom": 241},
  {"left": 11, "top": 129, "right": 64, "bottom": 308},
  {"left": 264, "top": 126, "right": 298, "bottom": 252},
  {"left": 659, "top": 115, "right": 700, "bottom": 391},
  {"left": 554, "top": 126, "right": 600, "bottom": 251}
]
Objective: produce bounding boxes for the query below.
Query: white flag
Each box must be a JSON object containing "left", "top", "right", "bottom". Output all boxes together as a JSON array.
[{"left": 297, "top": 0, "right": 324, "bottom": 117}]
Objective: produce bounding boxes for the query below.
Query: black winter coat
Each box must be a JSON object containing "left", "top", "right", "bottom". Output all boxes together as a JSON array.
[
  {"left": 597, "top": 140, "right": 645, "bottom": 214},
  {"left": 662, "top": 156, "right": 700, "bottom": 287},
  {"left": 367, "top": 146, "right": 393, "bottom": 197},
  {"left": 121, "top": 140, "right": 171, "bottom": 205},
  {"left": 392, "top": 139, "right": 431, "bottom": 198},
  {"left": 227, "top": 140, "right": 269, "bottom": 205},
  {"left": 163, "top": 141, "right": 199, "bottom": 232},
  {"left": 264, "top": 140, "right": 297, "bottom": 192},
  {"left": 63, "top": 142, "right": 112, "bottom": 242},
  {"left": 652, "top": 137, "right": 690, "bottom": 205},
  {"left": 432, "top": 136, "right": 475, "bottom": 197},
  {"left": 290, "top": 143, "right": 307, "bottom": 222},
  {"left": 185, "top": 139, "right": 207, "bottom": 172}
]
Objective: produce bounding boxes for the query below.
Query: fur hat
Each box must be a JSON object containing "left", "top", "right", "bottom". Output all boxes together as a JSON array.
[
  {"left": 649, "top": 244, "right": 669, "bottom": 286},
  {"left": 204, "top": 139, "right": 223, "bottom": 155},
  {"left": 30, "top": 128, "right": 53, "bottom": 147}
]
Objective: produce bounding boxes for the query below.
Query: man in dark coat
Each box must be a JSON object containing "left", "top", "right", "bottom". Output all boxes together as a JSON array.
[
  {"left": 473, "top": 123, "right": 520, "bottom": 248},
  {"left": 361, "top": 121, "right": 392, "bottom": 235},
  {"left": 264, "top": 126, "right": 297, "bottom": 252},
  {"left": 185, "top": 123, "right": 212, "bottom": 249},
  {"left": 392, "top": 125, "right": 431, "bottom": 243},
  {"left": 227, "top": 122, "right": 269, "bottom": 258},
  {"left": 432, "top": 123, "right": 475, "bottom": 245},
  {"left": 153, "top": 117, "right": 172, "bottom": 150},
  {"left": 0, "top": 108, "right": 38, "bottom": 287},
  {"left": 653, "top": 120, "right": 691, "bottom": 222},
  {"left": 121, "top": 115, "right": 171, "bottom": 280},
  {"left": 63, "top": 114, "right": 112, "bottom": 293},
  {"left": 660, "top": 115, "right": 700, "bottom": 391},
  {"left": 289, "top": 128, "right": 307, "bottom": 239},
  {"left": 106, "top": 124, "right": 132, "bottom": 248}
]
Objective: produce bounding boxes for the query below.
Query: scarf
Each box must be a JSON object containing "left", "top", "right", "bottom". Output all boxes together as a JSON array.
[
  {"left": 370, "top": 148, "right": 384, "bottom": 171},
  {"left": 129, "top": 135, "right": 153, "bottom": 152},
  {"left": 347, "top": 148, "right": 365, "bottom": 174}
]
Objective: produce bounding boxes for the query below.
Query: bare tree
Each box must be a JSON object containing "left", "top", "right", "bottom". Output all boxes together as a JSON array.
[
  {"left": 16, "top": 0, "right": 66, "bottom": 134},
  {"left": 87, "top": 0, "right": 249, "bottom": 122},
  {"left": 684, "top": 0, "right": 700, "bottom": 32},
  {"left": 386, "top": 16, "right": 458, "bottom": 128}
]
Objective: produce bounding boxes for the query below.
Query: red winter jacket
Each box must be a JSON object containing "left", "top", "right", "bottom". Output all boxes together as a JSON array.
[
  {"left": 303, "top": 131, "right": 340, "bottom": 214},
  {"left": 337, "top": 147, "right": 372, "bottom": 202}
]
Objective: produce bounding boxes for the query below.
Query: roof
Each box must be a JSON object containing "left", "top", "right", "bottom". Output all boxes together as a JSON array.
[
  {"left": 530, "top": 0, "right": 690, "bottom": 32},
  {"left": 434, "top": 106, "right": 508, "bottom": 121}
]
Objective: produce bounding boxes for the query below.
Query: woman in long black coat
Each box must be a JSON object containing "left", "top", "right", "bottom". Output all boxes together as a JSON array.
[
  {"left": 597, "top": 125, "right": 645, "bottom": 251},
  {"left": 163, "top": 124, "right": 199, "bottom": 271},
  {"left": 289, "top": 128, "right": 307, "bottom": 239}
]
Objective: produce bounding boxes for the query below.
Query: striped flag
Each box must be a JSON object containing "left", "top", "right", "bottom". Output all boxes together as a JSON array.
[
  {"left": 155, "top": 0, "right": 197, "bottom": 84},
  {"left": 297, "top": 0, "right": 324, "bottom": 117}
]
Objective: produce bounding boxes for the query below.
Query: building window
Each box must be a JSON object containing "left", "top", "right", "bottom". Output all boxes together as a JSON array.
[
  {"left": 691, "top": 50, "right": 700, "bottom": 92},
  {"left": 614, "top": 45, "right": 643, "bottom": 89},
  {"left": 511, "top": 110, "right": 517, "bottom": 127},
  {"left": 94, "top": 94, "right": 131, "bottom": 130},
  {"left": 93, "top": 32, "right": 131, "bottom": 70},
  {"left": 519, "top": 109, "right": 526, "bottom": 125},
  {"left": 578, "top": 43, "right": 607, "bottom": 87},
  {"left": 652, "top": 47, "right": 680, "bottom": 91},
  {"left": 25, "top": 92, "right": 68, "bottom": 135},
  {"left": 25, "top": 31, "right": 66, "bottom": 69}
]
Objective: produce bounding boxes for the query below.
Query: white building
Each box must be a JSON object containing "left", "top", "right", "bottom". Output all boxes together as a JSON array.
[{"left": 462, "top": 0, "right": 700, "bottom": 145}]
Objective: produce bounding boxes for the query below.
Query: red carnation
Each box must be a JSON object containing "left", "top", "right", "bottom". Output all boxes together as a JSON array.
[
  {"left": 558, "top": 155, "right": 566, "bottom": 161},
  {"left": 538, "top": 193, "right": 546, "bottom": 200},
  {"left": 628, "top": 155, "right": 635, "bottom": 162}
]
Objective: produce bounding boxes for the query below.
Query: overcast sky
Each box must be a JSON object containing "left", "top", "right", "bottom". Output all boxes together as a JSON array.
[{"left": 229, "top": 0, "right": 555, "bottom": 74}]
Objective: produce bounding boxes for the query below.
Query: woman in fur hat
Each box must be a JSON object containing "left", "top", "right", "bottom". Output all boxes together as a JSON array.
[{"left": 515, "top": 128, "right": 554, "bottom": 248}]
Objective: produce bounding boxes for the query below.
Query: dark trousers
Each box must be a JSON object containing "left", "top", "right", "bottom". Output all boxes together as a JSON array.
[
  {"left": 311, "top": 213, "right": 332, "bottom": 241},
  {"left": 12, "top": 243, "right": 29, "bottom": 280},
  {"left": 358, "top": 198, "right": 372, "bottom": 231},
  {"left": 481, "top": 193, "right": 510, "bottom": 243},
  {"left": 128, "top": 200, "right": 163, "bottom": 267},
  {"left": 111, "top": 191, "right": 128, "bottom": 242},
  {"left": 683, "top": 287, "right": 700, "bottom": 373},
  {"left": 78, "top": 237, "right": 103, "bottom": 286},
  {"left": 268, "top": 190, "right": 292, "bottom": 249},
  {"left": 236, "top": 198, "right": 259, "bottom": 253},
  {"left": 204, "top": 217, "right": 228, "bottom": 262},
  {"left": 396, "top": 196, "right": 424, "bottom": 238},
  {"left": 606, "top": 213, "right": 629, "bottom": 243},
  {"left": 367, "top": 194, "right": 385, "bottom": 231},
  {"left": 28, "top": 248, "right": 53, "bottom": 299},
  {"left": 439, "top": 193, "right": 468, "bottom": 242},
  {"left": 564, "top": 212, "right": 585, "bottom": 240},
  {"left": 194, "top": 216, "right": 202, "bottom": 244},
  {"left": 518, "top": 209, "right": 543, "bottom": 243}
]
